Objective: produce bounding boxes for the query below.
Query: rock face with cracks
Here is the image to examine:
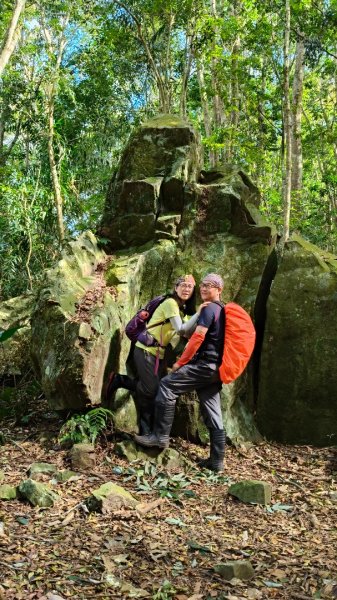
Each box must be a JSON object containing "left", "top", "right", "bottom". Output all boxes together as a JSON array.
[
  {"left": 4, "top": 114, "right": 336, "bottom": 447},
  {"left": 30, "top": 232, "right": 118, "bottom": 411},
  {"left": 257, "top": 235, "right": 337, "bottom": 445}
]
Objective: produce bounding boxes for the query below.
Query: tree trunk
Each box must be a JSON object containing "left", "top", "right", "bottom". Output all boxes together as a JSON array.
[
  {"left": 227, "top": 1, "right": 241, "bottom": 161},
  {"left": 291, "top": 38, "right": 305, "bottom": 202},
  {"left": 47, "top": 93, "right": 65, "bottom": 243},
  {"left": 0, "top": 0, "right": 26, "bottom": 76},
  {"left": 256, "top": 59, "right": 266, "bottom": 180},
  {"left": 42, "top": 18, "right": 68, "bottom": 244},
  {"left": 210, "top": 0, "right": 224, "bottom": 164},
  {"left": 113, "top": 0, "right": 170, "bottom": 112},
  {"left": 282, "top": 0, "right": 292, "bottom": 242},
  {"left": 197, "top": 62, "right": 216, "bottom": 167},
  {"left": 179, "top": 33, "right": 194, "bottom": 119}
]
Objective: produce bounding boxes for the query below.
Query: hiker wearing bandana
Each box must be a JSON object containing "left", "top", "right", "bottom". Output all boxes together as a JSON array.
[
  {"left": 134, "top": 273, "right": 226, "bottom": 472},
  {"left": 108, "top": 275, "right": 206, "bottom": 435}
]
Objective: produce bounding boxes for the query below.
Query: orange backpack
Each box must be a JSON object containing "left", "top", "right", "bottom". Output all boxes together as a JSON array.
[{"left": 219, "top": 302, "right": 256, "bottom": 384}]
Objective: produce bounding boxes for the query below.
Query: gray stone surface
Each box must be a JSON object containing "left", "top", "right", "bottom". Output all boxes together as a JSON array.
[
  {"left": 30, "top": 231, "right": 118, "bottom": 411},
  {"left": 28, "top": 463, "right": 58, "bottom": 479},
  {"left": 0, "top": 484, "right": 17, "bottom": 500},
  {"left": 70, "top": 443, "right": 96, "bottom": 471},
  {"left": 86, "top": 481, "right": 138, "bottom": 513},
  {"left": 55, "top": 470, "right": 78, "bottom": 483},
  {"left": 115, "top": 440, "right": 191, "bottom": 470},
  {"left": 214, "top": 560, "right": 254, "bottom": 580},
  {"left": 18, "top": 479, "right": 60, "bottom": 507},
  {"left": 257, "top": 235, "right": 337, "bottom": 445},
  {"left": 228, "top": 480, "right": 272, "bottom": 505}
]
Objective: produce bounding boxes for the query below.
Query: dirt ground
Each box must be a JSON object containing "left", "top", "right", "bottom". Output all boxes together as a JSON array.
[{"left": 0, "top": 403, "right": 336, "bottom": 600}]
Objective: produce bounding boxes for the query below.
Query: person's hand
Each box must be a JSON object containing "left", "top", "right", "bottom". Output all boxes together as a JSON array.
[
  {"left": 171, "top": 362, "right": 181, "bottom": 372},
  {"left": 197, "top": 301, "right": 210, "bottom": 313}
]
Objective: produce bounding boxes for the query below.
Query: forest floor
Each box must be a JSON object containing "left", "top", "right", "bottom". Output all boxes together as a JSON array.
[{"left": 0, "top": 400, "right": 336, "bottom": 600}]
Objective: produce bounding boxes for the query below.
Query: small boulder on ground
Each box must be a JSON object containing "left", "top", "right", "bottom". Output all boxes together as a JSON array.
[
  {"left": 86, "top": 481, "right": 138, "bottom": 514},
  {"left": 55, "top": 470, "right": 78, "bottom": 483},
  {"left": 228, "top": 480, "right": 272, "bottom": 505},
  {"left": 18, "top": 479, "right": 60, "bottom": 507},
  {"left": 214, "top": 560, "right": 254, "bottom": 580},
  {"left": 28, "top": 463, "right": 58, "bottom": 479},
  {"left": 115, "top": 440, "right": 191, "bottom": 470},
  {"left": 70, "top": 443, "right": 96, "bottom": 471},
  {"left": 0, "top": 484, "right": 17, "bottom": 500}
]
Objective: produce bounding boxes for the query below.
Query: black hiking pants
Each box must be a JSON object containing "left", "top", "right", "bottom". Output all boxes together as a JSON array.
[
  {"left": 133, "top": 346, "right": 166, "bottom": 434},
  {"left": 155, "top": 359, "right": 223, "bottom": 430}
]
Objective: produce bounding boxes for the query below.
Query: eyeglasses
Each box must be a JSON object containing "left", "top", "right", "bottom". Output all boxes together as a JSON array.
[
  {"left": 200, "top": 283, "right": 217, "bottom": 289},
  {"left": 178, "top": 284, "right": 194, "bottom": 290}
]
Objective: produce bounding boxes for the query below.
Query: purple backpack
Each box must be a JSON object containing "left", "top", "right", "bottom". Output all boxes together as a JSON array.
[{"left": 125, "top": 295, "right": 170, "bottom": 347}]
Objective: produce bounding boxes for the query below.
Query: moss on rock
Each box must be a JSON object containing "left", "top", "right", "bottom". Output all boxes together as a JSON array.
[{"left": 257, "top": 235, "right": 337, "bottom": 445}]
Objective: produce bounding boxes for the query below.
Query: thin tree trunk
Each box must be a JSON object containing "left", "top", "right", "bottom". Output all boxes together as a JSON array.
[
  {"left": 197, "top": 62, "right": 216, "bottom": 167},
  {"left": 291, "top": 39, "right": 305, "bottom": 198},
  {"left": 0, "top": 0, "right": 26, "bottom": 76},
  {"left": 42, "top": 19, "right": 68, "bottom": 244},
  {"left": 282, "top": 0, "right": 292, "bottom": 242},
  {"left": 256, "top": 59, "right": 266, "bottom": 180},
  {"left": 180, "top": 33, "right": 194, "bottom": 118},
  {"left": 47, "top": 94, "right": 65, "bottom": 243},
  {"left": 23, "top": 166, "right": 41, "bottom": 290},
  {"left": 227, "top": 1, "right": 241, "bottom": 162},
  {"left": 113, "top": 0, "right": 170, "bottom": 112},
  {"left": 210, "top": 0, "right": 224, "bottom": 163}
]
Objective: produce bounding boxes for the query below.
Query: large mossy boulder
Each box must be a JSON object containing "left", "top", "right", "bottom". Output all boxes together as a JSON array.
[
  {"left": 257, "top": 235, "right": 337, "bottom": 446},
  {"left": 30, "top": 231, "right": 120, "bottom": 411},
  {"left": 29, "top": 116, "right": 278, "bottom": 443},
  {"left": 100, "top": 114, "right": 201, "bottom": 249},
  {"left": 9, "top": 114, "right": 337, "bottom": 447}
]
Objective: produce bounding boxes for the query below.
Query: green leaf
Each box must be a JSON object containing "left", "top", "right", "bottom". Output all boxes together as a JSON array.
[
  {"left": 164, "top": 517, "right": 187, "bottom": 527},
  {"left": 270, "top": 503, "right": 293, "bottom": 512},
  {"left": 0, "top": 326, "right": 22, "bottom": 343},
  {"left": 16, "top": 516, "right": 30, "bottom": 525},
  {"left": 183, "top": 489, "right": 197, "bottom": 498},
  {"left": 187, "top": 540, "right": 212, "bottom": 553},
  {"left": 263, "top": 581, "right": 283, "bottom": 588}
]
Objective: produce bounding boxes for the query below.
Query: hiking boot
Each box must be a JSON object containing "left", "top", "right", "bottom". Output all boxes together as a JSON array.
[
  {"left": 197, "top": 457, "right": 224, "bottom": 473},
  {"left": 105, "top": 372, "right": 136, "bottom": 400},
  {"left": 134, "top": 402, "right": 176, "bottom": 449},
  {"left": 139, "top": 410, "right": 153, "bottom": 435},
  {"left": 134, "top": 433, "right": 169, "bottom": 449},
  {"left": 197, "top": 429, "right": 226, "bottom": 472}
]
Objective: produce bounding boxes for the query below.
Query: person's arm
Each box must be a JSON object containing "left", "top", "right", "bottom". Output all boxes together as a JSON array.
[
  {"left": 169, "top": 312, "right": 198, "bottom": 334},
  {"left": 169, "top": 302, "right": 210, "bottom": 335},
  {"left": 171, "top": 325, "right": 208, "bottom": 371}
]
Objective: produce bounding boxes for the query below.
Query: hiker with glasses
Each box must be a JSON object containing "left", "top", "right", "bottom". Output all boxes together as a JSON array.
[
  {"left": 107, "top": 275, "right": 208, "bottom": 435},
  {"left": 134, "top": 273, "right": 226, "bottom": 473}
]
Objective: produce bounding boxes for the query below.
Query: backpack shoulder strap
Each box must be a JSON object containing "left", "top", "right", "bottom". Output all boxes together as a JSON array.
[
  {"left": 146, "top": 295, "right": 175, "bottom": 330},
  {"left": 146, "top": 317, "right": 171, "bottom": 330}
]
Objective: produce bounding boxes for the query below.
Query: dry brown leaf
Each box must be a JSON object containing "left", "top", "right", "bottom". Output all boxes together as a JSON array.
[
  {"left": 136, "top": 497, "right": 165, "bottom": 515},
  {"left": 309, "top": 514, "right": 320, "bottom": 529}
]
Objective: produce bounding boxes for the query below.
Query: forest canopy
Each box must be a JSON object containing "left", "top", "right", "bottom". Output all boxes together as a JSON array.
[{"left": 1, "top": 0, "right": 337, "bottom": 299}]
